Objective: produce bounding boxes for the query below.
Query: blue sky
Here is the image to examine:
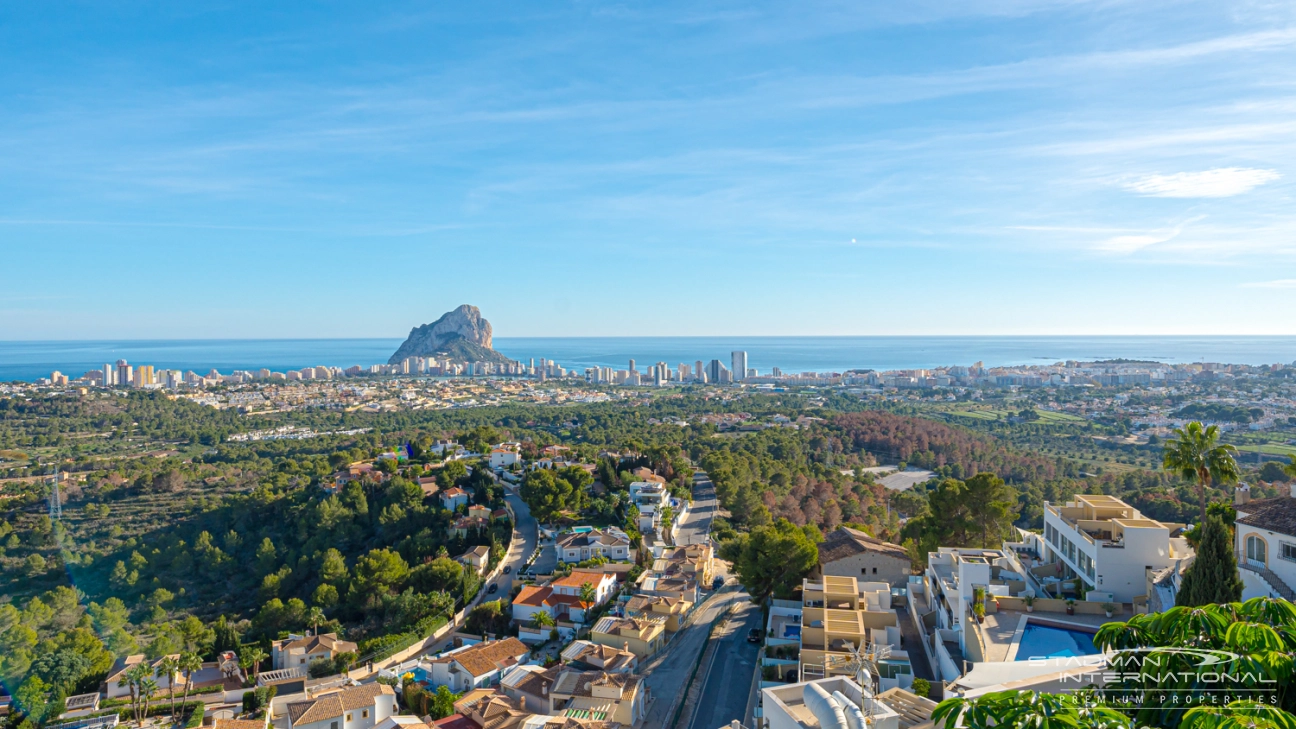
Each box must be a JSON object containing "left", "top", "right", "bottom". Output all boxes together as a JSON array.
[{"left": 3, "top": 1, "right": 1295, "bottom": 339}]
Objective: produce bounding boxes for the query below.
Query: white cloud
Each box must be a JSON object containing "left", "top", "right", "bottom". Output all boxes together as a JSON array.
[
  {"left": 1242, "top": 279, "right": 1296, "bottom": 288},
  {"left": 1095, "top": 217, "right": 1202, "bottom": 254},
  {"left": 1122, "top": 167, "right": 1281, "bottom": 197}
]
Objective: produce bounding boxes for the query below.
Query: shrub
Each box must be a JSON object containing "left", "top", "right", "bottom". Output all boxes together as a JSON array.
[{"left": 911, "top": 678, "right": 930, "bottom": 698}]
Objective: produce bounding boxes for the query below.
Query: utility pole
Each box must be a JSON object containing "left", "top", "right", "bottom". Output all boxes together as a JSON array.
[{"left": 48, "top": 468, "right": 62, "bottom": 520}]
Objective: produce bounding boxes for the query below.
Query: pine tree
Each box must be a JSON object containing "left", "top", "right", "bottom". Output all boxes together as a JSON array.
[{"left": 1176, "top": 513, "right": 1243, "bottom": 607}]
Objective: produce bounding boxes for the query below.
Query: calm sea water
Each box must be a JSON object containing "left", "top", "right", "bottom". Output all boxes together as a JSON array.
[{"left": 2, "top": 336, "right": 1295, "bottom": 383}]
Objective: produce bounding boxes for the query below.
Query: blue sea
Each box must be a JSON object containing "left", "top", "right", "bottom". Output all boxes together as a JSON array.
[{"left": 2, "top": 336, "right": 1295, "bottom": 383}]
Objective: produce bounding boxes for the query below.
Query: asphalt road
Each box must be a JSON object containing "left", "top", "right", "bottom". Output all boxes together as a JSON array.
[
  {"left": 638, "top": 587, "right": 747, "bottom": 729},
  {"left": 688, "top": 600, "right": 763, "bottom": 729},
  {"left": 675, "top": 471, "right": 717, "bottom": 547},
  {"left": 498, "top": 488, "right": 538, "bottom": 595}
]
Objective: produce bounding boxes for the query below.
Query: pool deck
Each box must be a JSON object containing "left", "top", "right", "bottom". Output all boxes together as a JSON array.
[{"left": 978, "top": 609, "right": 1112, "bottom": 662}]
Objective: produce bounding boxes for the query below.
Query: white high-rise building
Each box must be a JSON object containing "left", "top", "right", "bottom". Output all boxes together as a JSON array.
[
  {"left": 103, "top": 364, "right": 115, "bottom": 387},
  {"left": 731, "top": 351, "right": 748, "bottom": 381},
  {"left": 695, "top": 360, "right": 705, "bottom": 382}
]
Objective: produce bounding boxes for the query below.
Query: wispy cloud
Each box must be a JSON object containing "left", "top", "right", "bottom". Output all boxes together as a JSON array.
[
  {"left": 1242, "top": 278, "right": 1296, "bottom": 288},
  {"left": 1095, "top": 217, "right": 1204, "bottom": 253},
  {"left": 1121, "top": 167, "right": 1282, "bottom": 197}
]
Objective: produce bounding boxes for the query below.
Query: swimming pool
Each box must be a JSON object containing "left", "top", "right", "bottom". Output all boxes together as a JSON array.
[{"left": 1014, "top": 623, "right": 1099, "bottom": 660}]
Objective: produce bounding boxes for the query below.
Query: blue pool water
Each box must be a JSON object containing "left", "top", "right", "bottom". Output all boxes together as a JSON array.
[
  {"left": 572, "top": 526, "right": 593, "bottom": 533},
  {"left": 1015, "top": 623, "right": 1099, "bottom": 660}
]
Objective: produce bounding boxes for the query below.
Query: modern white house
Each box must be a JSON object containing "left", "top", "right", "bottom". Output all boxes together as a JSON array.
[
  {"left": 761, "top": 677, "right": 902, "bottom": 729},
  {"left": 629, "top": 481, "right": 671, "bottom": 532},
  {"left": 1234, "top": 484, "right": 1296, "bottom": 601},
  {"left": 489, "top": 448, "right": 521, "bottom": 469},
  {"left": 1042, "top": 495, "right": 1193, "bottom": 603}
]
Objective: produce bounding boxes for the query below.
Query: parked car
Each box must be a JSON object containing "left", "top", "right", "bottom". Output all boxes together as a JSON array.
[
  {"left": 747, "top": 628, "right": 763, "bottom": 643},
  {"left": 503, "top": 565, "right": 512, "bottom": 574},
  {"left": 488, "top": 583, "right": 499, "bottom": 594},
  {"left": 713, "top": 576, "right": 725, "bottom": 590}
]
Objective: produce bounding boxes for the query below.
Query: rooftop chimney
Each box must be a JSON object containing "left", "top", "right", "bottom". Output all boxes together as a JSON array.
[{"left": 1235, "top": 483, "right": 1251, "bottom": 506}]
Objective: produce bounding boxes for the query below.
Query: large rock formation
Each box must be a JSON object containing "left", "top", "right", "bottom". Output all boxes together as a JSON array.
[{"left": 388, "top": 305, "right": 514, "bottom": 365}]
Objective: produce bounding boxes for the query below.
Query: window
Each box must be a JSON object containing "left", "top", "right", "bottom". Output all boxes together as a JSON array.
[
  {"left": 346, "top": 714, "right": 353, "bottom": 722},
  {"left": 1283, "top": 543, "right": 1296, "bottom": 563},
  {"left": 872, "top": 567, "right": 878, "bottom": 574},
  {"left": 1246, "top": 536, "right": 1267, "bottom": 565},
  {"left": 363, "top": 711, "right": 369, "bottom": 719},
  {"left": 331, "top": 723, "right": 338, "bottom": 729}
]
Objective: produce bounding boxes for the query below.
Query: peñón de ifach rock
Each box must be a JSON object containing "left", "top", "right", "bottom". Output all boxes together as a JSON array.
[{"left": 388, "top": 305, "right": 514, "bottom": 365}]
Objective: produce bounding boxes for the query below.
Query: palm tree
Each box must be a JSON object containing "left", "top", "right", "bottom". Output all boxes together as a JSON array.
[
  {"left": 156, "top": 656, "right": 180, "bottom": 720},
  {"left": 119, "top": 663, "right": 149, "bottom": 728},
  {"left": 307, "top": 606, "right": 326, "bottom": 635},
  {"left": 1162, "top": 421, "right": 1240, "bottom": 524},
  {"left": 578, "top": 582, "right": 596, "bottom": 611},
  {"left": 178, "top": 652, "right": 203, "bottom": 721},
  {"left": 531, "top": 611, "right": 555, "bottom": 629},
  {"left": 242, "top": 646, "right": 267, "bottom": 682},
  {"left": 137, "top": 678, "right": 159, "bottom": 728}
]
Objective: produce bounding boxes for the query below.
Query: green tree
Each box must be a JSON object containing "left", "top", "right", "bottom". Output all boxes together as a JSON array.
[
  {"left": 1095, "top": 598, "right": 1296, "bottom": 728},
  {"left": 520, "top": 468, "right": 571, "bottom": 523},
  {"left": 352, "top": 548, "right": 410, "bottom": 599},
  {"left": 717, "top": 518, "right": 819, "bottom": 604},
  {"left": 962, "top": 472, "right": 1019, "bottom": 547},
  {"left": 24, "top": 553, "right": 47, "bottom": 577},
  {"left": 933, "top": 690, "right": 1131, "bottom": 729},
  {"left": 1177, "top": 514, "right": 1243, "bottom": 607},
  {"left": 439, "top": 460, "right": 468, "bottom": 489},
  {"left": 211, "top": 616, "right": 240, "bottom": 655},
  {"left": 1163, "top": 421, "right": 1240, "bottom": 524},
  {"left": 431, "top": 685, "right": 458, "bottom": 719},
  {"left": 307, "top": 606, "right": 326, "bottom": 634}
]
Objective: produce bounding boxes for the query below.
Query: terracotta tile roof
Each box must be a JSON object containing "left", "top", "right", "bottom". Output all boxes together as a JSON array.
[
  {"left": 551, "top": 571, "right": 613, "bottom": 589},
  {"left": 1238, "top": 497, "right": 1296, "bottom": 537},
  {"left": 432, "top": 715, "right": 477, "bottom": 729},
  {"left": 513, "top": 585, "right": 554, "bottom": 607},
  {"left": 818, "top": 526, "right": 910, "bottom": 564},
  {"left": 277, "top": 632, "right": 358, "bottom": 655},
  {"left": 557, "top": 531, "right": 629, "bottom": 549},
  {"left": 287, "top": 683, "right": 393, "bottom": 725},
  {"left": 446, "top": 638, "right": 530, "bottom": 678}
]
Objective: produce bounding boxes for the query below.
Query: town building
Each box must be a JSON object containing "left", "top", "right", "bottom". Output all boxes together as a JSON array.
[
  {"left": 105, "top": 655, "right": 178, "bottom": 698},
  {"left": 425, "top": 639, "right": 532, "bottom": 693},
  {"left": 795, "top": 576, "right": 907, "bottom": 687},
  {"left": 271, "top": 633, "right": 360, "bottom": 671},
  {"left": 556, "top": 529, "right": 632, "bottom": 564},
  {"left": 456, "top": 546, "right": 490, "bottom": 574},
  {"left": 284, "top": 683, "right": 397, "bottom": 729},
  {"left": 760, "top": 677, "right": 902, "bottom": 729},
  {"left": 589, "top": 615, "right": 666, "bottom": 658},
  {"left": 560, "top": 640, "right": 638, "bottom": 673},
  {"left": 815, "top": 527, "right": 911, "bottom": 588},
  {"left": 1042, "top": 495, "right": 1193, "bottom": 603},
  {"left": 441, "top": 487, "right": 470, "bottom": 511},
  {"left": 548, "top": 671, "right": 647, "bottom": 726},
  {"left": 624, "top": 594, "right": 692, "bottom": 632},
  {"left": 1234, "top": 484, "right": 1296, "bottom": 600}
]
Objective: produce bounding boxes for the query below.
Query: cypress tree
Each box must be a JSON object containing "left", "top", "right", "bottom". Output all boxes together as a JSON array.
[{"left": 1176, "top": 513, "right": 1243, "bottom": 607}]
